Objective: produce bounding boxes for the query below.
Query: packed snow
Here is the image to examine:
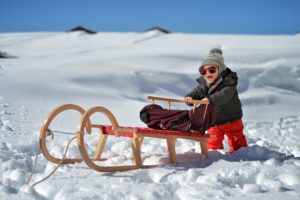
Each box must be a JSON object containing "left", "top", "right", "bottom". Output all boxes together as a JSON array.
[{"left": 0, "top": 31, "right": 300, "bottom": 199}]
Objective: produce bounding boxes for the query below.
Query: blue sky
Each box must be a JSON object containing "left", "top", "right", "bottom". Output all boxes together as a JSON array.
[{"left": 1, "top": 0, "right": 300, "bottom": 34}]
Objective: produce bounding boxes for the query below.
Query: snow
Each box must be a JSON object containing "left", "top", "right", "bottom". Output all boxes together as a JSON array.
[{"left": 0, "top": 31, "right": 300, "bottom": 199}]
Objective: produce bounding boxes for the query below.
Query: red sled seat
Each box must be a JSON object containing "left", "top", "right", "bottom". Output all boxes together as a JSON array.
[{"left": 101, "top": 125, "right": 212, "bottom": 139}]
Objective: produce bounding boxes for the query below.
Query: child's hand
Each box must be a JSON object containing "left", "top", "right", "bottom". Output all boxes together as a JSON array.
[
  {"left": 201, "top": 98, "right": 209, "bottom": 104},
  {"left": 184, "top": 97, "right": 193, "bottom": 103}
]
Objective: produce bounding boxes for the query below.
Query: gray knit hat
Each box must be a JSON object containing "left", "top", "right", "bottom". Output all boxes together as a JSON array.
[{"left": 200, "top": 48, "right": 226, "bottom": 73}]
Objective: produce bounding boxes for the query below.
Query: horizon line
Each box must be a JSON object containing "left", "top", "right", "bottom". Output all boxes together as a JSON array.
[{"left": 0, "top": 29, "right": 298, "bottom": 36}]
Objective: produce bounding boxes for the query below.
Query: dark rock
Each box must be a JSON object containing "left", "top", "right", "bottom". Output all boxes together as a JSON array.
[
  {"left": 67, "top": 26, "right": 97, "bottom": 34},
  {"left": 146, "top": 26, "right": 170, "bottom": 34}
]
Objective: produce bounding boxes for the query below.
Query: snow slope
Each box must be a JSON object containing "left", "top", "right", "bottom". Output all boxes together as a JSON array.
[{"left": 0, "top": 31, "right": 300, "bottom": 199}]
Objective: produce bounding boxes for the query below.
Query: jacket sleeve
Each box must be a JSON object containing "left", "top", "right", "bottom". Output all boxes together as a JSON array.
[
  {"left": 208, "top": 86, "right": 236, "bottom": 106},
  {"left": 185, "top": 84, "right": 207, "bottom": 106},
  {"left": 185, "top": 85, "right": 206, "bottom": 100},
  {"left": 207, "top": 72, "right": 238, "bottom": 106}
]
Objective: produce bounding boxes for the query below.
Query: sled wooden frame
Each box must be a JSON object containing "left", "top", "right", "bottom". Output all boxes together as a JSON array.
[{"left": 39, "top": 96, "right": 215, "bottom": 172}]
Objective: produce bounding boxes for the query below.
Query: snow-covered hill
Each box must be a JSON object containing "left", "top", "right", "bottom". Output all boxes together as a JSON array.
[{"left": 0, "top": 31, "right": 299, "bottom": 199}]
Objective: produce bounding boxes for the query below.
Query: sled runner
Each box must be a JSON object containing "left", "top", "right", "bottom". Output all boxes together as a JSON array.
[{"left": 39, "top": 96, "right": 216, "bottom": 172}]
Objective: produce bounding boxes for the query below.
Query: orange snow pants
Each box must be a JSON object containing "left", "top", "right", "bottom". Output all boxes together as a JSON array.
[{"left": 207, "top": 119, "right": 248, "bottom": 153}]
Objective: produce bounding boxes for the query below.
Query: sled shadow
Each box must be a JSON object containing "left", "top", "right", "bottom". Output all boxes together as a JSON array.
[{"left": 158, "top": 145, "right": 297, "bottom": 169}]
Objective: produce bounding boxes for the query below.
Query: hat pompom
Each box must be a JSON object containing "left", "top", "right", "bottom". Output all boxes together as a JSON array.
[{"left": 210, "top": 48, "right": 222, "bottom": 55}]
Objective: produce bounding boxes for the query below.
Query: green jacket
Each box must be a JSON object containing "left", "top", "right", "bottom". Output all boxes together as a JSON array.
[{"left": 185, "top": 68, "right": 243, "bottom": 126}]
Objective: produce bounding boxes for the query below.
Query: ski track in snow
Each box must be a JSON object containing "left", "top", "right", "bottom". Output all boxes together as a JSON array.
[{"left": 0, "top": 32, "right": 300, "bottom": 199}]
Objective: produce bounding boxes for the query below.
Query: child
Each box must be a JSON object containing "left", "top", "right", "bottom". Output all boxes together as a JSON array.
[{"left": 185, "top": 48, "right": 248, "bottom": 153}]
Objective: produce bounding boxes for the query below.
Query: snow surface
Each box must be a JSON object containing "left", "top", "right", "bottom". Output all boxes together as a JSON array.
[{"left": 0, "top": 31, "right": 300, "bottom": 199}]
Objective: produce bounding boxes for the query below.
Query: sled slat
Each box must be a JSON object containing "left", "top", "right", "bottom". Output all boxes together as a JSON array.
[
  {"left": 147, "top": 96, "right": 208, "bottom": 105},
  {"left": 100, "top": 125, "right": 215, "bottom": 138}
]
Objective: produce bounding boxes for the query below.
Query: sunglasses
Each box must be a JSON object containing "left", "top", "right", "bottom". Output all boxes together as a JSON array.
[{"left": 199, "top": 66, "right": 218, "bottom": 75}]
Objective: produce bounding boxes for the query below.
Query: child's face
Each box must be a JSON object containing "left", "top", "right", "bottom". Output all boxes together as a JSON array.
[{"left": 200, "top": 65, "right": 219, "bottom": 84}]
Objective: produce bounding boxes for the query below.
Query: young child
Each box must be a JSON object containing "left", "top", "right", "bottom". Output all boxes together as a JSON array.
[{"left": 185, "top": 48, "right": 248, "bottom": 153}]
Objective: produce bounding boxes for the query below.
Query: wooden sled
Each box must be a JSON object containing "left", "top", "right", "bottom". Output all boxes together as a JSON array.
[{"left": 39, "top": 96, "right": 216, "bottom": 172}]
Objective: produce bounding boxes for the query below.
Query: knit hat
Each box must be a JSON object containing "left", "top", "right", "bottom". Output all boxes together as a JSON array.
[{"left": 200, "top": 48, "right": 226, "bottom": 73}]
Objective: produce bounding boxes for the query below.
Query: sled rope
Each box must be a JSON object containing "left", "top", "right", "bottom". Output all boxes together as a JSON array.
[
  {"left": 26, "top": 143, "right": 40, "bottom": 185},
  {"left": 46, "top": 128, "right": 77, "bottom": 136},
  {"left": 27, "top": 135, "right": 77, "bottom": 187}
]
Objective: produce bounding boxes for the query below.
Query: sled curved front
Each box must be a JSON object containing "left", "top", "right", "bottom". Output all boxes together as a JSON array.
[
  {"left": 77, "top": 106, "right": 147, "bottom": 172},
  {"left": 39, "top": 104, "right": 91, "bottom": 164}
]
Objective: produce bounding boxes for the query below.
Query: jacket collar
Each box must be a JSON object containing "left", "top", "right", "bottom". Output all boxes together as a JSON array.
[{"left": 196, "top": 68, "right": 234, "bottom": 94}]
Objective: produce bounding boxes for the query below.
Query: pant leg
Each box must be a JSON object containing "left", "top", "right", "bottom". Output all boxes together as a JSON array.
[
  {"left": 222, "top": 119, "right": 248, "bottom": 153},
  {"left": 207, "top": 126, "right": 225, "bottom": 150}
]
